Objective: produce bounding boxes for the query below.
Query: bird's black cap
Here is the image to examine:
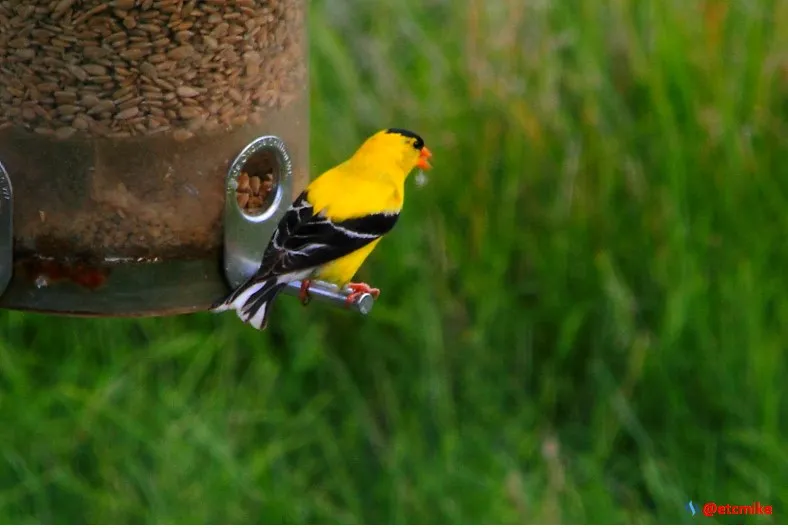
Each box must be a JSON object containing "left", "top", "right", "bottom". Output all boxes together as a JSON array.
[{"left": 386, "top": 128, "right": 425, "bottom": 150}]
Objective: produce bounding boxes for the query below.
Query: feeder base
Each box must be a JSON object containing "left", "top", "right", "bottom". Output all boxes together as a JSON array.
[{"left": 0, "top": 256, "right": 226, "bottom": 317}]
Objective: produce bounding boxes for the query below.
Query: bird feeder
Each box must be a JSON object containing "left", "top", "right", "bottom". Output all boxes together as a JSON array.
[{"left": 0, "top": 0, "right": 367, "bottom": 318}]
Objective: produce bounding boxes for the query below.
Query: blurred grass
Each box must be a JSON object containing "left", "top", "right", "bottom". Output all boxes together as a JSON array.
[{"left": 0, "top": 0, "right": 787, "bottom": 523}]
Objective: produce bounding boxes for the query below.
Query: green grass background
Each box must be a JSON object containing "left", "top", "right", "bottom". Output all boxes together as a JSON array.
[{"left": 0, "top": 0, "right": 787, "bottom": 523}]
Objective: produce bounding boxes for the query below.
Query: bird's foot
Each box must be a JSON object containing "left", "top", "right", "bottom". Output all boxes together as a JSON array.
[
  {"left": 299, "top": 280, "right": 312, "bottom": 306},
  {"left": 345, "top": 282, "right": 380, "bottom": 305}
]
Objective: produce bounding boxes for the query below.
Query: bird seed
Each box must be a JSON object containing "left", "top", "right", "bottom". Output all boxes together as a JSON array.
[
  {"left": 0, "top": 0, "right": 305, "bottom": 138},
  {"left": 235, "top": 170, "right": 274, "bottom": 215}
]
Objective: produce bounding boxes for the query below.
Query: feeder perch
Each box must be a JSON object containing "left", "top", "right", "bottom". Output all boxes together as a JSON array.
[{"left": 0, "top": 0, "right": 373, "bottom": 318}]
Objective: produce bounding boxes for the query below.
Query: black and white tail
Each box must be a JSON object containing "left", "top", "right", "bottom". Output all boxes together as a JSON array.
[{"left": 211, "top": 275, "right": 289, "bottom": 330}]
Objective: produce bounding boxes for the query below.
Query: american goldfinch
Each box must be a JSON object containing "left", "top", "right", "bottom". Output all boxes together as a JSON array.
[{"left": 211, "top": 128, "right": 432, "bottom": 330}]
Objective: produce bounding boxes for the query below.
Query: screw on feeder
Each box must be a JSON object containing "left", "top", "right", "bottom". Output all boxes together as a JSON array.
[
  {"left": 0, "top": 160, "right": 12, "bottom": 298},
  {"left": 222, "top": 136, "right": 376, "bottom": 316}
]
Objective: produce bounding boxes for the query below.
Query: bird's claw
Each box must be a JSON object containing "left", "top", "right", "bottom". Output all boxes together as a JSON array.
[
  {"left": 345, "top": 282, "right": 380, "bottom": 305},
  {"left": 299, "top": 280, "right": 312, "bottom": 306}
]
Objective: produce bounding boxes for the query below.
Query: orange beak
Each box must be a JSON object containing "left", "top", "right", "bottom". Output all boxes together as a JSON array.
[{"left": 416, "top": 146, "right": 432, "bottom": 170}]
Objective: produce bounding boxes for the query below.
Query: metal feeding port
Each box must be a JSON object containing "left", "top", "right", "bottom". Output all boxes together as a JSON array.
[
  {"left": 223, "top": 135, "right": 291, "bottom": 288},
  {"left": 221, "top": 136, "right": 376, "bottom": 316}
]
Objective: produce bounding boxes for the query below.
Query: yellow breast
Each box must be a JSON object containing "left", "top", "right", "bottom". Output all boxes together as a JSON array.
[
  {"left": 316, "top": 238, "right": 382, "bottom": 286},
  {"left": 306, "top": 165, "right": 404, "bottom": 220}
]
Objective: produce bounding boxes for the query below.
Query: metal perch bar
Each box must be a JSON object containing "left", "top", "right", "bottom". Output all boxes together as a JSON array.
[{"left": 281, "top": 279, "right": 375, "bottom": 315}]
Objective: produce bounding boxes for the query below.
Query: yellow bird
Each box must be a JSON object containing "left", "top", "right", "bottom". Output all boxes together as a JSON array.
[{"left": 211, "top": 128, "right": 433, "bottom": 330}]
